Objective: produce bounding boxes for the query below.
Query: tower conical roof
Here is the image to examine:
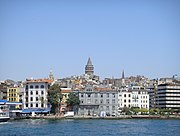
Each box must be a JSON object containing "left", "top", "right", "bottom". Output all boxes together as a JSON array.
[
  {"left": 122, "top": 70, "right": 125, "bottom": 79},
  {"left": 87, "top": 57, "right": 93, "bottom": 66}
]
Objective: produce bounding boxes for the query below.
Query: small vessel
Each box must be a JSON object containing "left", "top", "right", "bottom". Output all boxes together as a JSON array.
[{"left": 0, "top": 105, "right": 10, "bottom": 122}]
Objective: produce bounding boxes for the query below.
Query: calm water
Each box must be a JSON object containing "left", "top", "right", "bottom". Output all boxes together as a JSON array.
[{"left": 0, "top": 119, "right": 180, "bottom": 136}]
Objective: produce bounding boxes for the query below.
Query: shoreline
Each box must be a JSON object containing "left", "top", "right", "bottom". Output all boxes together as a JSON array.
[{"left": 11, "top": 115, "right": 180, "bottom": 120}]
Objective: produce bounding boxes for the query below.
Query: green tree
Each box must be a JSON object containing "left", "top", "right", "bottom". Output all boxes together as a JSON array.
[
  {"left": 48, "top": 84, "right": 63, "bottom": 114},
  {"left": 66, "top": 92, "right": 80, "bottom": 114}
]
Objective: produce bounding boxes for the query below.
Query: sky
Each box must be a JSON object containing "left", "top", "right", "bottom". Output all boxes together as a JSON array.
[{"left": 0, "top": 0, "right": 180, "bottom": 81}]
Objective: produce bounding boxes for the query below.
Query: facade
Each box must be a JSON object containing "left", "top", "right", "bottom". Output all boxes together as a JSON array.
[
  {"left": 60, "top": 88, "right": 72, "bottom": 113},
  {"left": 118, "top": 88, "right": 149, "bottom": 111},
  {"left": 131, "top": 89, "right": 149, "bottom": 109},
  {"left": 156, "top": 84, "right": 180, "bottom": 109},
  {"left": 85, "top": 57, "right": 94, "bottom": 76},
  {"left": 23, "top": 79, "right": 52, "bottom": 109},
  {"left": 7, "top": 87, "right": 23, "bottom": 109},
  {"left": 78, "top": 85, "right": 118, "bottom": 116}
]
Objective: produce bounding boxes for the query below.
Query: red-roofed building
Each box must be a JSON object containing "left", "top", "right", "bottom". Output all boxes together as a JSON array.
[{"left": 23, "top": 78, "right": 52, "bottom": 110}]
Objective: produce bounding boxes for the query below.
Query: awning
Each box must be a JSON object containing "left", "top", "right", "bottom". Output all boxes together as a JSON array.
[{"left": 21, "top": 108, "right": 50, "bottom": 114}]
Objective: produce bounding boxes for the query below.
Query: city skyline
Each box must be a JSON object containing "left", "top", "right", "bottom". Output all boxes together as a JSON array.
[{"left": 0, "top": 0, "right": 180, "bottom": 81}]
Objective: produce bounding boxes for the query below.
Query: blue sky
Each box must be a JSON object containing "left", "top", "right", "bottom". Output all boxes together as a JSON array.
[{"left": 0, "top": 0, "right": 180, "bottom": 81}]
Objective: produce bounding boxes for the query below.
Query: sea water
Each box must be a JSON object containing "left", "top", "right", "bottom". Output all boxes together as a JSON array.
[{"left": 0, "top": 119, "right": 180, "bottom": 136}]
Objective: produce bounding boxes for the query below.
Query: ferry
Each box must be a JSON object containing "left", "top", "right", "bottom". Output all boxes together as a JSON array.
[{"left": 0, "top": 105, "right": 10, "bottom": 122}]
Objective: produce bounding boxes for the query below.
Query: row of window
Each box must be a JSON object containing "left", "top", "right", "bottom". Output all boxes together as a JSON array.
[
  {"left": 26, "top": 85, "right": 45, "bottom": 89},
  {"left": 81, "top": 93, "right": 116, "bottom": 98},
  {"left": 100, "top": 106, "right": 116, "bottom": 110},
  {"left": 9, "top": 94, "right": 17, "bottom": 97},
  {"left": 26, "top": 91, "right": 44, "bottom": 96},
  {"left": 26, "top": 103, "right": 44, "bottom": 108},
  {"left": 26, "top": 97, "right": 44, "bottom": 102},
  {"left": 81, "top": 99, "right": 116, "bottom": 104}
]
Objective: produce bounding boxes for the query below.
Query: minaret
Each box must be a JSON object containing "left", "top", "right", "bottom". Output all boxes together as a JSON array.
[
  {"left": 122, "top": 70, "right": 125, "bottom": 79},
  {"left": 122, "top": 70, "right": 125, "bottom": 86},
  {"left": 85, "top": 57, "right": 94, "bottom": 75},
  {"left": 49, "top": 69, "right": 54, "bottom": 81}
]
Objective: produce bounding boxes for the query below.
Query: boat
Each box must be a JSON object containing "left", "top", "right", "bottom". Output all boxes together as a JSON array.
[{"left": 0, "top": 105, "right": 10, "bottom": 122}]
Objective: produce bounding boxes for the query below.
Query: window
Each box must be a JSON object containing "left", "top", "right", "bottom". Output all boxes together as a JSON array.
[
  {"left": 124, "top": 94, "right": 126, "bottom": 97},
  {"left": 100, "top": 94, "right": 103, "bottom": 98},
  {"left": 30, "top": 97, "right": 33, "bottom": 101},
  {"left": 129, "top": 104, "right": 131, "bottom": 108},
  {"left": 35, "top": 85, "right": 39, "bottom": 89},
  {"left": 41, "top": 104, "right": 44, "bottom": 108},
  {"left": 41, "top": 91, "right": 44, "bottom": 95},
  {"left": 81, "top": 94, "right": 84, "bottom": 97},
  {"left": 88, "top": 94, "right": 91, "bottom": 97},
  {"left": 95, "top": 99, "right": 98, "bottom": 104},
  {"left": 36, "top": 97, "right": 38, "bottom": 101},
  {"left": 31, "top": 104, "right": 33, "bottom": 107},
  {"left": 41, "top": 85, "right": 44, "bottom": 88},
  {"left": 30, "top": 85, "right": 33, "bottom": 89},
  {"left": 36, "top": 91, "right": 38, "bottom": 95},
  {"left": 106, "top": 93, "right": 109, "bottom": 98},
  {"left": 26, "top": 104, "right": 28, "bottom": 107},
  {"left": 129, "top": 100, "right": 131, "bottom": 103},
  {"left": 100, "top": 99, "right": 103, "bottom": 104},
  {"left": 129, "top": 94, "right": 131, "bottom": 97},
  {"left": 36, "top": 103, "right": 38, "bottom": 107},
  {"left": 26, "top": 98, "right": 28, "bottom": 102},
  {"left": 106, "top": 106, "right": 109, "bottom": 110},
  {"left": 106, "top": 99, "right": 109, "bottom": 104},
  {"left": 31, "top": 91, "right": 33, "bottom": 95},
  {"left": 87, "top": 99, "right": 91, "bottom": 104},
  {"left": 124, "top": 99, "right": 126, "bottom": 103},
  {"left": 112, "top": 99, "right": 115, "bottom": 104},
  {"left": 26, "top": 91, "right": 28, "bottom": 96},
  {"left": 112, "top": 93, "right": 115, "bottom": 98},
  {"left": 100, "top": 106, "right": 103, "bottom": 110},
  {"left": 112, "top": 106, "right": 115, "bottom": 110},
  {"left": 26, "top": 85, "right": 28, "bottom": 90},
  {"left": 81, "top": 100, "right": 84, "bottom": 104}
]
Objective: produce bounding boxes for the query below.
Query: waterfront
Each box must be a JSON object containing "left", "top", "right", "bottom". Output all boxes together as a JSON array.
[{"left": 0, "top": 119, "right": 180, "bottom": 136}]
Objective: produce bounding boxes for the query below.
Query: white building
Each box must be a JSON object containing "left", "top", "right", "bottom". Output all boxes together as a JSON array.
[
  {"left": 23, "top": 79, "right": 52, "bottom": 109},
  {"left": 118, "top": 88, "right": 149, "bottom": 111},
  {"left": 156, "top": 84, "right": 180, "bottom": 109},
  {"left": 131, "top": 89, "right": 149, "bottom": 110}
]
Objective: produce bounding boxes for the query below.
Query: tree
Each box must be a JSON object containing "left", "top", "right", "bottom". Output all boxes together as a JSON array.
[
  {"left": 48, "top": 84, "right": 63, "bottom": 114},
  {"left": 66, "top": 92, "right": 80, "bottom": 114}
]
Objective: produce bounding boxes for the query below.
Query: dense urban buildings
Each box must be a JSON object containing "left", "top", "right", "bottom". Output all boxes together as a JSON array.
[{"left": 0, "top": 57, "right": 180, "bottom": 116}]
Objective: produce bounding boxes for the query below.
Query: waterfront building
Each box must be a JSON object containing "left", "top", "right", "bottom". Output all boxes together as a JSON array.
[
  {"left": 118, "top": 87, "right": 149, "bottom": 112},
  {"left": 156, "top": 83, "right": 180, "bottom": 109},
  {"left": 78, "top": 85, "right": 118, "bottom": 116},
  {"left": 7, "top": 87, "right": 23, "bottom": 109},
  {"left": 23, "top": 78, "right": 52, "bottom": 109},
  {"left": 131, "top": 89, "right": 149, "bottom": 110},
  {"left": 60, "top": 88, "right": 72, "bottom": 113}
]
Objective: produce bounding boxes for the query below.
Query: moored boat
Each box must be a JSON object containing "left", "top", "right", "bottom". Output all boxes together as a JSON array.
[{"left": 0, "top": 105, "right": 10, "bottom": 122}]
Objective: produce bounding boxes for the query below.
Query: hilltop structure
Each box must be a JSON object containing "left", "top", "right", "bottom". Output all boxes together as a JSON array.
[{"left": 85, "top": 57, "right": 94, "bottom": 76}]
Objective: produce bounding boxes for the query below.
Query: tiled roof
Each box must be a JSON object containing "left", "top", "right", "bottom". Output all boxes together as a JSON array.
[
  {"left": 61, "top": 90, "right": 72, "bottom": 93},
  {"left": 24, "top": 78, "right": 53, "bottom": 84}
]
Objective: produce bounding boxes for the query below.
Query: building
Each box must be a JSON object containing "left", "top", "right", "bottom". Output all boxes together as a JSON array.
[
  {"left": 78, "top": 85, "right": 118, "bottom": 116},
  {"left": 60, "top": 88, "right": 72, "bottom": 113},
  {"left": 118, "top": 87, "right": 149, "bottom": 112},
  {"left": 131, "top": 89, "right": 149, "bottom": 110},
  {"left": 7, "top": 87, "right": 24, "bottom": 109},
  {"left": 156, "top": 84, "right": 180, "bottom": 109},
  {"left": 23, "top": 78, "right": 52, "bottom": 109},
  {"left": 85, "top": 57, "right": 94, "bottom": 76}
]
